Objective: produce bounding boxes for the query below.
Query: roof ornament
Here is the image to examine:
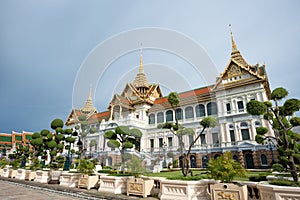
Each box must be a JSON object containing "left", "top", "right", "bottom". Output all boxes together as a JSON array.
[
  {"left": 139, "top": 43, "right": 143, "bottom": 73},
  {"left": 229, "top": 24, "right": 238, "bottom": 52}
]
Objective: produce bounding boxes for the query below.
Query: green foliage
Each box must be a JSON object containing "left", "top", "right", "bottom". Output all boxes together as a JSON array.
[
  {"left": 77, "top": 158, "right": 95, "bottom": 176},
  {"left": 256, "top": 127, "right": 268, "bottom": 135},
  {"left": 168, "top": 92, "right": 180, "bottom": 107},
  {"left": 271, "top": 87, "right": 288, "bottom": 100},
  {"left": 0, "top": 158, "right": 8, "bottom": 169},
  {"left": 283, "top": 98, "right": 300, "bottom": 115},
  {"left": 50, "top": 118, "right": 64, "bottom": 130},
  {"left": 64, "top": 129, "right": 73, "bottom": 135},
  {"left": 89, "top": 139, "right": 97, "bottom": 147},
  {"left": 115, "top": 126, "right": 130, "bottom": 135},
  {"left": 208, "top": 151, "right": 246, "bottom": 183},
  {"left": 130, "top": 128, "right": 143, "bottom": 138},
  {"left": 89, "top": 127, "right": 97, "bottom": 134},
  {"left": 46, "top": 133, "right": 53, "bottom": 140},
  {"left": 104, "top": 130, "right": 116, "bottom": 139},
  {"left": 32, "top": 132, "right": 41, "bottom": 139},
  {"left": 126, "top": 156, "right": 146, "bottom": 177},
  {"left": 200, "top": 116, "right": 218, "bottom": 128},
  {"left": 57, "top": 143, "right": 64, "bottom": 150},
  {"left": 78, "top": 115, "right": 87, "bottom": 122},
  {"left": 177, "top": 128, "right": 195, "bottom": 136},
  {"left": 56, "top": 134, "right": 65, "bottom": 141},
  {"left": 55, "top": 127, "right": 63, "bottom": 133},
  {"left": 50, "top": 155, "right": 65, "bottom": 170},
  {"left": 272, "top": 163, "right": 284, "bottom": 172},
  {"left": 270, "top": 180, "right": 300, "bottom": 187},
  {"left": 290, "top": 117, "right": 300, "bottom": 126},
  {"left": 255, "top": 135, "right": 265, "bottom": 144},
  {"left": 247, "top": 100, "right": 267, "bottom": 115},
  {"left": 40, "top": 129, "right": 50, "bottom": 136},
  {"left": 123, "top": 141, "right": 133, "bottom": 149},
  {"left": 47, "top": 140, "right": 57, "bottom": 149},
  {"left": 65, "top": 136, "right": 75, "bottom": 143},
  {"left": 107, "top": 140, "right": 120, "bottom": 148}
]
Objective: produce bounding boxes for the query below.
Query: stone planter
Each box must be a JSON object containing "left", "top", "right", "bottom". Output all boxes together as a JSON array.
[
  {"left": 59, "top": 171, "right": 81, "bottom": 187},
  {"left": 8, "top": 169, "right": 17, "bottom": 178},
  {"left": 98, "top": 175, "right": 132, "bottom": 194},
  {"left": 49, "top": 170, "right": 62, "bottom": 184},
  {"left": 78, "top": 174, "right": 99, "bottom": 190},
  {"left": 257, "top": 183, "right": 300, "bottom": 200},
  {"left": 15, "top": 168, "right": 26, "bottom": 180},
  {"left": 34, "top": 170, "right": 50, "bottom": 183},
  {"left": 127, "top": 177, "right": 154, "bottom": 198},
  {"left": 210, "top": 182, "right": 248, "bottom": 200},
  {"left": 2, "top": 167, "right": 11, "bottom": 178},
  {"left": 25, "top": 170, "right": 36, "bottom": 181},
  {"left": 159, "top": 179, "right": 214, "bottom": 200}
]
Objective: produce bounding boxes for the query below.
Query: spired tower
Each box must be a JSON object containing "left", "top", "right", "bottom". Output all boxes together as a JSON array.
[{"left": 108, "top": 49, "right": 163, "bottom": 122}]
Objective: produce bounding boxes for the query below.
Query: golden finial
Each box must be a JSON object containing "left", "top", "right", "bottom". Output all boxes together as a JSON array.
[
  {"left": 139, "top": 43, "right": 143, "bottom": 73},
  {"left": 88, "top": 84, "right": 92, "bottom": 100},
  {"left": 229, "top": 24, "right": 237, "bottom": 52}
]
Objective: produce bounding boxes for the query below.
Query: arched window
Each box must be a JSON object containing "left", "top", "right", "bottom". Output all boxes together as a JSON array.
[
  {"left": 196, "top": 104, "right": 206, "bottom": 117},
  {"left": 148, "top": 114, "right": 155, "bottom": 124},
  {"left": 207, "top": 102, "right": 217, "bottom": 116},
  {"left": 233, "top": 155, "right": 239, "bottom": 162},
  {"left": 241, "top": 122, "right": 248, "bottom": 127},
  {"left": 157, "top": 112, "right": 164, "bottom": 123},
  {"left": 261, "top": 154, "right": 267, "bottom": 165},
  {"left": 185, "top": 106, "right": 194, "bottom": 119},
  {"left": 175, "top": 108, "right": 183, "bottom": 120},
  {"left": 166, "top": 110, "right": 173, "bottom": 122}
]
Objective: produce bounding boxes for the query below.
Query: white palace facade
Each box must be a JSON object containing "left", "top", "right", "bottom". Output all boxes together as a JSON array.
[{"left": 66, "top": 34, "right": 276, "bottom": 169}]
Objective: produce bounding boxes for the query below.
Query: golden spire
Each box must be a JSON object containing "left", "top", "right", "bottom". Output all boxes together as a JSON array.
[
  {"left": 229, "top": 24, "right": 237, "bottom": 52},
  {"left": 82, "top": 84, "right": 97, "bottom": 114},
  {"left": 133, "top": 44, "right": 149, "bottom": 88},
  {"left": 139, "top": 44, "right": 143, "bottom": 73}
]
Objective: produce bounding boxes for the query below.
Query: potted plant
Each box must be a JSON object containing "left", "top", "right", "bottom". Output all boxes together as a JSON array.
[
  {"left": 77, "top": 158, "right": 98, "bottom": 190},
  {"left": 208, "top": 151, "right": 247, "bottom": 200},
  {"left": 126, "top": 156, "right": 154, "bottom": 198},
  {"left": 48, "top": 155, "right": 65, "bottom": 184}
]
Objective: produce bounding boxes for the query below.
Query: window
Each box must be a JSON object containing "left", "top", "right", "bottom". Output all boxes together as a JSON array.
[
  {"left": 261, "top": 154, "right": 267, "bottom": 165},
  {"left": 150, "top": 139, "right": 154, "bottom": 148},
  {"left": 176, "top": 108, "right": 183, "bottom": 120},
  {"left": 207, "top": 102, "right": 217, "bottom": 115},
  {"left": 168, "top": 137, "right": 173, "bottom": 147},
  {"left": 189, "top": 135, "right": 194, "bottom": 146},
  {"left": 149, "top": 114, "right": 155, "bottom": 124},
  {"left": 159, "top": 138, "right": 163, "bottom": 148},
  {"left": 241, "top": 129, "right": 250, "bottom": 140},
  {"left": 226, "top": 103, "right": 231, "bottom": 114},
  {"left": 200, "top": 134, "right": 206, "bottom": 144},
  {"left": 185, "top": 106, "right": 194, "bottom": 119},
  {"left": 230, "top": 130, "right": 235, "bottom": 142},
  {"left": 166, "top": 110, "right": 173, "bottom": 122},
  {"left": 237, "top": 100, "right": 244, "bottom": 112},
  {"left": 255, "top": 121, "right": 261, "bottom": 127},
  {"left": 212, "top": 132, "right": 219, "bottom": 145},
  {"left": 157, "top": 112, "right": 164, "bottom": 123},
  {"left": 233, "top": 155, "right": 239, "bottom": 162},
  {"left": 196, "top": 104, "right": 206, "bottom": 117}
]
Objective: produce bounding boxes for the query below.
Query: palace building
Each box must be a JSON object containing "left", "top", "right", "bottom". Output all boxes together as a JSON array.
[{"left": 66, "top": 33, "right": 277, "bottom": 169}]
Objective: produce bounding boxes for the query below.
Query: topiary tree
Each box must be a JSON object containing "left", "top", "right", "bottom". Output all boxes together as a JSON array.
[
  {"left": 246, "top": 87, "right": 300, "bottom": 182},
  {"left": 159, "top": 92, "right": 217, "bottom": 177},
  {"left": 104, "top": 126, "right": 142, "bottom": 173},
  {"left": 75, "top": 115, "right": 96, "bottom": 158},
  {"left": 89, "top": 139, "right": 97, "bottom": 158}
]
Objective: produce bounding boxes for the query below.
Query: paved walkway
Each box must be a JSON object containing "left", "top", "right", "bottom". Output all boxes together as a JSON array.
[
  {"left": 0, "top": 177, "right": 158, "bottom": 200},
  {"left": 0, "top": 180, "right": 80, "bottom": 200}
]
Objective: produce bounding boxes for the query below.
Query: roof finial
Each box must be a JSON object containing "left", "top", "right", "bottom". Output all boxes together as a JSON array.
[
  {"left": 139, "top": 43, "right": 143, "bottom": 73},
  {"left": 88, "top": 84, "right": 92, "bottom": 100},
  {"left": 229, "top": 24, "right": 237, "bottom": 52}
]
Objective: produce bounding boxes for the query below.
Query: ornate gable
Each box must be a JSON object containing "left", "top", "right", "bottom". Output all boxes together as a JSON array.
[{"left": 212, "top": 32, "right": 270, "bottom": 97}]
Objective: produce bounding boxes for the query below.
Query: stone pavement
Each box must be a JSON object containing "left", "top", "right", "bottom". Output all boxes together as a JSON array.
[{"left": 0, "top": 177, "right": 158, "bottom": 200}]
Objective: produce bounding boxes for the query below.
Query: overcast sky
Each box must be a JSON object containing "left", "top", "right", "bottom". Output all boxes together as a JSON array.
[{"left": 1, "top": 0, "right": 299, "bottom": 133}]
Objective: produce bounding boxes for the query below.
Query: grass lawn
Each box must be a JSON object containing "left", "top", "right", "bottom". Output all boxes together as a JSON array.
[{"left": 143, "top": 169, "right": 271, "bottom": 181}]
